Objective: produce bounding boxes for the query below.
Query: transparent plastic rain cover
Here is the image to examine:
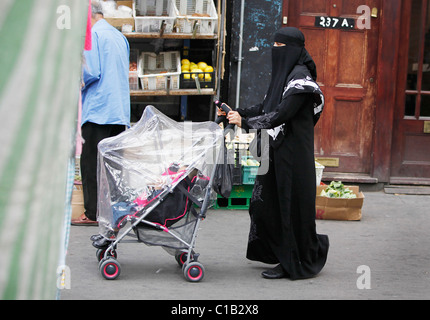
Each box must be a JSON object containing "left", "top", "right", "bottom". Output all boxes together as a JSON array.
[{"left": 97, "top": 106, "right": 223, "bottom": 242}]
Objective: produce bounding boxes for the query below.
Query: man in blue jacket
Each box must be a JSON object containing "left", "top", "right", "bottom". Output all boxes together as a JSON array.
[{"left": 72, "top": 2, "right": 130, "bottom": 225}]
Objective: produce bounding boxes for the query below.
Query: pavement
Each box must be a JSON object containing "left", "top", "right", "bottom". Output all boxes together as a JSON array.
[{"left": 59, "top": 189, "right": 430, "bottom": 302}]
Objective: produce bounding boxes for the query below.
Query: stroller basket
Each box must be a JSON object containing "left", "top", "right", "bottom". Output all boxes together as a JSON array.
[
  {"left": 134, "top": 210, "right": 199, "bottom": 250},
  {"left": 94, "top": 106, "right": 223, "bottom": 282}
]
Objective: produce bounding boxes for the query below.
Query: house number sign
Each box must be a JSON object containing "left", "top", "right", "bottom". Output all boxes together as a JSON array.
[{"left": 315, "top": 16, "right": 355, "bottom": 29}]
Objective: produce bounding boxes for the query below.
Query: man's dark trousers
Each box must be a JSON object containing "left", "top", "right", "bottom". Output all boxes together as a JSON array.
[{"left": 81, "top": 122, "right": 126, "bottom": 221}]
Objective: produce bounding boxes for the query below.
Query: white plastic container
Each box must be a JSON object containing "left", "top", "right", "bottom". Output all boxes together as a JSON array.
[
  {"left": 138, "top": 51, "right": 181, "bottom": 90},
  {"left": 315, "top": 161, "right": 325, "bottom": 186},
  {"left": 134, "top": 0, "right": 178, "bottom": 33},
  {"left": 174, "top": 0, "right": 218, "bottom": 35}
]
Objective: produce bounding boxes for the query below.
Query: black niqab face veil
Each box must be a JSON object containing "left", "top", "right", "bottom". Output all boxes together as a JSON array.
[{"left": 263, "top": 27, "right": 317, "bottom": 113}]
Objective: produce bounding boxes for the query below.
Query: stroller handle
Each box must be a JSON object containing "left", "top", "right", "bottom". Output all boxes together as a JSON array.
[
  {"left": 215, "top": 116, "right": 235, "bottom": 132},
  {"left": 214, "top": 101, "right": 235, "bottom": 132}
]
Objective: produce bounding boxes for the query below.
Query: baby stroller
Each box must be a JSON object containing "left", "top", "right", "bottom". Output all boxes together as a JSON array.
[{"left": 94, "top": 106, "right": 223, "bottom": 282}]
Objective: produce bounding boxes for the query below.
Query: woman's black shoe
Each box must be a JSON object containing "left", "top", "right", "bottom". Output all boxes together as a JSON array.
[{"left": 261, "top": 264, "right": 288, "bottom": 279}]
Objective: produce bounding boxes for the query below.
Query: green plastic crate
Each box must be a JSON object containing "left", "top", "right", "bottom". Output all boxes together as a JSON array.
[
  {"left": 241, "top": 156, "right": 259, "bottom": 185},
  {"left": 242, "top": 166, "right": 258, "bottom": 185},
  {"left": 214, "top": 185, "right": 254, "bottom": 210}
]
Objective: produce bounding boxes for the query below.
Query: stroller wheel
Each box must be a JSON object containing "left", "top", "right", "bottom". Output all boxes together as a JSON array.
[
  {"left": 175, "top": 251, "right": 193, "bottom": 267},
  {"left": 99, "top": 258, "right": 121, "bottom": 280},
  {"left": 183, "top": 262, "right": 205, "bottom": 282},
  {"left": 96, "top": 248, "right": 117, "bottom": 262}
]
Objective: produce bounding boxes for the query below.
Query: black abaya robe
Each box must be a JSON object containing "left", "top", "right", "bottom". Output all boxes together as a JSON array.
[{"left": 239, "top": 66, "right": 329, "bottom": 280}]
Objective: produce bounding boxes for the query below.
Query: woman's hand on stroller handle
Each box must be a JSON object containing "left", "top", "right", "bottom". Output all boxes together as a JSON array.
[
  {"left": 226, "top": 111, "right": 241, "bottom": 128},
  {"left": 215, "top": 101, "right": 241, "bottom": 128}
]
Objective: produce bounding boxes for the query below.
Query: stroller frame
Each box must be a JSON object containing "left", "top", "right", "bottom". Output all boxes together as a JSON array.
[{"left": 97, "top": 155, "right": 217, "bottom": 283}]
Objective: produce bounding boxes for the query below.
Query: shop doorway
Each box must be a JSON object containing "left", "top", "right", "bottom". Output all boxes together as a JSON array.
[
  {"left": 390, "top": 0, "right": 430, "bottom": 185},
  {"left": 284, "top": 0, "right": 380, "bottom": 174}
]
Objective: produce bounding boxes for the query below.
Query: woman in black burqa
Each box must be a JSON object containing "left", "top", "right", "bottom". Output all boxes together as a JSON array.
[{"left": 222, "top": 27, "right": 329, "bottom": 280}]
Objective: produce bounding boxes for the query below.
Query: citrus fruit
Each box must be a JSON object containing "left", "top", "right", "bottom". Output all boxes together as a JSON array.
[
  {"left": 183, "top": 71, "right": 191, "bottom": 80},
  {"left": 197, "top": 62, "right": 208, "bottom": 70},
  {"left": 191, "top": 69, "right": 204, "bottom": 79},
  {"left": 204, "top": 65, "right": 214, "bottom": 73}
]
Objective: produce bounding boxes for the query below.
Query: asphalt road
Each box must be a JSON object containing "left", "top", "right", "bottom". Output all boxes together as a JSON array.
[{"left": 60, "top": 190, "right": 430, "bottom": 302}]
